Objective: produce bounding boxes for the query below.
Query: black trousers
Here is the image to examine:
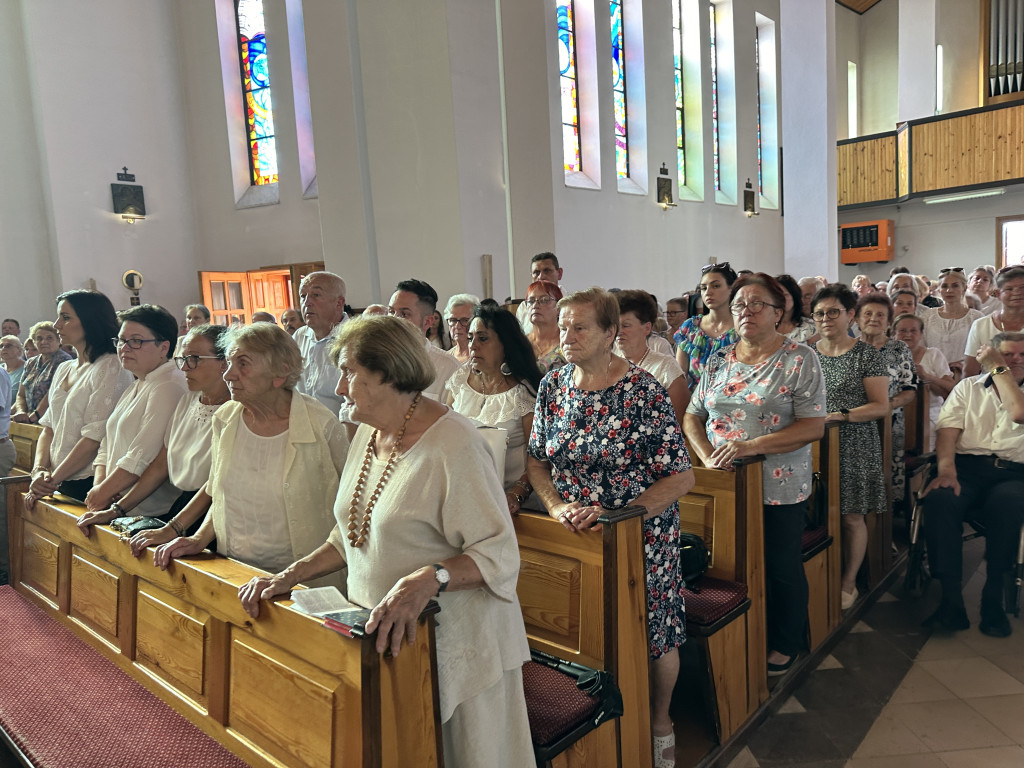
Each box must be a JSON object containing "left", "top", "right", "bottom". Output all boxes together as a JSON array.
[
  {"left": 764, "top": 502, "right": 809, "bottom": 656},
  {"left": 922, "top": 454, "right": 1024, "bottom": 599}
]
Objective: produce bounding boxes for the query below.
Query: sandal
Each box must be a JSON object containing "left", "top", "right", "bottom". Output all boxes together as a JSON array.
[{"left": 653, "top": 732, "right": 675, "bottom": 768}]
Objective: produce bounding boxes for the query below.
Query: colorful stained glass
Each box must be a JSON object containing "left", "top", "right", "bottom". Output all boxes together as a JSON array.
[
  {"left": 236, "top": 0, "right": 278, "bottom": 185},
  {"left": 610, "top": 0, "right": 628, "bottom": 178},
  {"left": 755, "top": 31, "right": 763, "bottom": 194},
  {"left": 709, "top": 4, "right": 720, "bottom": 191},
  {"left": 673, "top": 1, "right": 685, "bottom": 186},
  {"left": 557, "top": 0, "right": 582, "bottom": 173}
]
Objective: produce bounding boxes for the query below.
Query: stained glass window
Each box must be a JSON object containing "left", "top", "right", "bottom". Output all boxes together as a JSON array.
[
  {"left": 610, "top": 0, "right": 628, "bottom": 178},
  {"left": 236, "top": 0, "right": 278, "bottom": 186},
  {"left": 709, "top": 4, "right": 720, "bottom": 191},
  {"left": 672, "top": 1, "right": 685, "bottom": 185},
  {"left": 755, "top": 30, "right": 762, "bottom": 194},
  {"left": 557, "top": 0, "right": 582, "bottom": 173}
]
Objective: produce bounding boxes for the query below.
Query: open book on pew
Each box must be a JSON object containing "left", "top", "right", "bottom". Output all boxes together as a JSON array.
[{"left": 288, "top": 586, "right": 372, "bottom": 638}]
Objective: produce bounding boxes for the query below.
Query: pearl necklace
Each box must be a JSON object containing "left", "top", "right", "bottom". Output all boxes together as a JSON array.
[{"left": 347, "top": 393, "right": 421, "bottom": 547}]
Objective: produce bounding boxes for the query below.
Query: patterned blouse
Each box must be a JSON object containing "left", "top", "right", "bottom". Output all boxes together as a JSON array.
[
  {"left": 673, "top": 316, "right": 738, "bottom": 390},
  {"left": 687, "top": 340, "right": 826, "bottom": 505},
  {"left": 17, "top": 350, "right": 72, "bottom": 412}
]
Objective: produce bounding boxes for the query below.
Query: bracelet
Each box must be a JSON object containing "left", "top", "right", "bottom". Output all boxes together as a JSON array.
[
  {"left": 110, "top": 502, "right": 124, "bottom": 515},
  {"left": 168, "top": 519, "right": 185, "bottom": 537}
]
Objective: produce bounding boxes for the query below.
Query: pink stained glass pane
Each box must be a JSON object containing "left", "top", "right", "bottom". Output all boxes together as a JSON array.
[
  {"left": 563, "top": 125, "right": 580, "bottom": 172},
  {"left": 674, "top": 0, "right": 685, "bottom": 185},
  {"left": 610, "top": 0, "right": 628, "bottom": 178}
]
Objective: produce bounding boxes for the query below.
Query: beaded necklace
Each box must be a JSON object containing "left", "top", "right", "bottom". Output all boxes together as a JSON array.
[{"left": 347, "top": 392, "right": 421, "bottom": 547}]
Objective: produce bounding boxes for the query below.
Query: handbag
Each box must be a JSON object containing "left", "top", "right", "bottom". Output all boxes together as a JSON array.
[
  {"left": 475, "top": 425, "right": 509, "bottom": 479},
  {"left": 806, "top": 471, "right": 827, "bottom": 530},
  {"left": 109, "top": 516, "right": 165, "bottom": 541},
  {"left": 679, "top": 532, "right": 710, "bottom": 590}
]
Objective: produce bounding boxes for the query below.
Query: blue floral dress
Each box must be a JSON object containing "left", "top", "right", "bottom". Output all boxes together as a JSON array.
[
  {"left": 529, "top": 364, "right": 691, "bottom": 657},
  {"left": 673, "top": 317, "right": 738, "bottom": 390}
]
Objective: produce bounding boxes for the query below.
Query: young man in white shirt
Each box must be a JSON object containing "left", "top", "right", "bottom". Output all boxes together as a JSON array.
[{"left": 388, "top": 279, "right": 460, "bottom": 401}]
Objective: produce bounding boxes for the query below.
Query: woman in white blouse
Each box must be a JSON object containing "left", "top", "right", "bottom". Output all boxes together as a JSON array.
[
  {"left": 153, "top": 323, "right": 348, "bottom": 583},
  {"left": 25, "top": 290, "right": 133, "bottom": 507},
  {"left": 76, "top": 324, "right": 230, "bottom": 541},
  {"left": 80, "top": 305, "right": 187, "bottom": 516},
  {"left": 445, "top": 304, "right": 540, "bottom": 514}
]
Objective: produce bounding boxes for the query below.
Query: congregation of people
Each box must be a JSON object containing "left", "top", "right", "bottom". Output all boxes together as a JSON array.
[{"left": 4, "top": 255, "right": 1024, "bottom": 768}]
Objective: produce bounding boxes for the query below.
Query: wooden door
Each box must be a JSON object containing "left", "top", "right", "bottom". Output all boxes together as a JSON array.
[{"left": 198, "top": 272, "right": 251, "bottom": 326}]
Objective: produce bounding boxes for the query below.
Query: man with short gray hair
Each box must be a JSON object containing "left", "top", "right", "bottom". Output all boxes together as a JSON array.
[{"left": 293, "top": 271, "right": 347, "bottom": 414}]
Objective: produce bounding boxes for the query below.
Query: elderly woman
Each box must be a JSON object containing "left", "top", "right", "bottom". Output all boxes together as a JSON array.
[
  {"left": 26, "top": 291, "right": 134, "bottom": 507},
  {"left": 893, "top": 313, "right": 955, "bottom": 451},
  {"left": 684, "top": 274, "right": 826, "bottom": 677},
  {"left": 0, "top": 336, "right": 25, "bottom": 406},
  {"left": 174, "top": 304, "right": 212, "bottom": 356},
  {"left": 525, "top": 279, "right": 565, "bottom": 373},
  {"left": 615, "top": 289, "right": 689, "bottom": 422},
  {"left": 231, "top": 315, "right": 533, "bottom": 767},
  {"left": 810, "top": 285, "right": 889, "bottom": 608},
  {"left": 856, "top": 293, "right": 917, "bottom": 506},
  {"left": 775, "top": 274, "right": 817, "bottom": 342},
  {"left": 75, "top": 325, "right": 231, "bottom": 541},
  {"left": 82, "top": 305, "right": 188, "bottom": 515},
  {"left": 921, "top": 268, "right": 982, "bottom": 378},
  {"left": 528, "top": 288, "right": 694, "bottom": 767},
  {"left": 444, "top": 293, "right": 481, "bottom": 364},
  {"left": 11, "top": 322, "right": 72, "bottom": 424},
  {"left": 967, "top": 266, "right": 1001, "bottom": 316},
  {"left": 675, "top": 263, "right": 739, "bottom": 391},
  {"left": 445, "top": 305, "right": 540, "bottom": 515}
]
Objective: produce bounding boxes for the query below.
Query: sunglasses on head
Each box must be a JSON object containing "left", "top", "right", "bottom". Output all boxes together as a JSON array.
[
  {"left": 701, "top": 261, "right": 731, "bottom": 275},
  {"left": 938, "top": 267, "right": 964, "bottom": 275}
]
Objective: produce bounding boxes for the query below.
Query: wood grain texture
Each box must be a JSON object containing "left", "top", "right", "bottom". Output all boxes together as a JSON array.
[
  {"left": 135, "top": 584, "right": 209, "bottom": 703},
  {"left": 21, "top": 520, "right": 60, "bottom": 605},
  {"left": 68, "top": 549, "right": 121, "bottom": 642},
  {"left": 898, "top": 125, "right": 910, "bottom": 199},
  {"left": 821, "top": 426, "right": 843, "bottom": 634},
  {"left": 9, "top": 422, "right": 42, "bottom": 472},
  {"left": 704, "top": 615, "right": 749, "bottom": 741},
  {"left": 837, "top": 134, "right": 897, "bottom": 206}
]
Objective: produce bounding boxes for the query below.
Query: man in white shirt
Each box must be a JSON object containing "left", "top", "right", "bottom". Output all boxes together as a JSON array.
[
  {"left": 0, "top": 367, "right": 14, "bottom": 582},
  {"left": 280, "top": 308, "right": 304, "bottom": 335},
  {"left": 293, "top": 271, "right": 347, "bottom": 414},
  {"left": 921, "top": 332, "right": 1024, "bottom": 637},
  {"left": 388, "top": 279, "right": 460, "bottom": 400}
]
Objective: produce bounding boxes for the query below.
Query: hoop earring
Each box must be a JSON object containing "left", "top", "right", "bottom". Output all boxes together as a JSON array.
[{"left": 500, "top": 362, "right": 512, "bottom": 376}]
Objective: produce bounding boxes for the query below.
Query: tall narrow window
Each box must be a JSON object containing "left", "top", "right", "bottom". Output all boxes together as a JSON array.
[
  {"left": 709, "top": 4, "right": 720, "bottom": 191},
  {"left": 610, "top": 0, "right": 628, "bottom": 178},
  {"left": 755, "top": 30, "right": 762, "bottom": 194},
  {"left": 672, "top": 1, "right": 685, "bottom": 185},
  {"left": 755, "top": 13, "right": 778, "bottom": 209},
  {"left": 236, "top": 0, "right": 278, "bottom": 186},
  {"left": 847, "top": 61, "right": 858, "bottom": 137},
  {"left": 557, "top": 0, "right": 582, "bottom": 173}
]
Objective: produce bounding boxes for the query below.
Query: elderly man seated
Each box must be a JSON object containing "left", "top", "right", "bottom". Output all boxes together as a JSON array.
[{"left": 921, "top": 332, "right": 1024, "bottom": 637}]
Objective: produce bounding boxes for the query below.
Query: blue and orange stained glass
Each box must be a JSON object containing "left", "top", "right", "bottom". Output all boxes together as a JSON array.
[
  {"left": 672, "top": 1, "right": 685, "bottom": 185},
  {"left": 709, "top": 4, "right": 720, "bottom": 191},
  {"left": 610, "top": 0, "right": 628, "bottom": 178},
  {"left": 236, "top": 0, "right": 278, "bottom": 186},
  {"left": 557, "top": 0, "right": 582, "bottom": 173},
  {"left": 755, "top": 31, "right": 763, "bottom": 194}
]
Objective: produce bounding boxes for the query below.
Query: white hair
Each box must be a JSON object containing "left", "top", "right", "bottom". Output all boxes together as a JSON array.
[{"left": 444, "top": 293, "right": 481, "bottom": 318}]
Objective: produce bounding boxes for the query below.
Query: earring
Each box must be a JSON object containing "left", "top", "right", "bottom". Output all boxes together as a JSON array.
[{"left": 500, "top": 362, "right": 512, "bottom": 376}]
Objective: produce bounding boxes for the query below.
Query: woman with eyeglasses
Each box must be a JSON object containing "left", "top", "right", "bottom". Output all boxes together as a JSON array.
[
  {"left": 80, "top": 304, "right": 187, "bottom": 515},
  {"left": 443, "top": 293, "right": 480, "bottom": 365},
  {"left": 11, "top": 323, "right": 72, "bottom": 424},
  {"left": 921, "top": 268, "right": 982, "bottom": 379},
  {"left": 0, "top": 336, "right": 26, "bottom": 407},
  {"left": 684, "top": 274, "right": 826, "bottom": 678},
  {"left": 674, "top": 262, "right": 738, "bottom": 391},
  {"left": 964, "top": 265, "right": 1024, "bottom": 376},
  {"left": 445, "top": 305, "right": 541, "bottom": 515},
  {"left": 25, "top": 291, "right": 133, "bottom": 508},
  {"left": 76, "top": 325, "right": 230, "bottom": 544},
  {"left": 525, "top": 280, "right": 566, "bottom": 373},
  {"left": 809, "top": 284, "right": 889, "bottom": 610}
]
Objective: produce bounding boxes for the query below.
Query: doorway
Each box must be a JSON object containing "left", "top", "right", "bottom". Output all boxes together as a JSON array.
[
  {"left": 198, "top": 262, "right": 324, "bottom": 326},
  {"left": 996, "top": 215, "right": 1024, "bottom": 270}
]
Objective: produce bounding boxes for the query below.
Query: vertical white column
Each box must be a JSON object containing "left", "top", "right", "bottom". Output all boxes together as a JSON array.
[
  {"left": 898, "top": 0, "right": 938, "bottom": 121},
  {"left": 780, "top": 0, "right": 838, "bottom": 281}
]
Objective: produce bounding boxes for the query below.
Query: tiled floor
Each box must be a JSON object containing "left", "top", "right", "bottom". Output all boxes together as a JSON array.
[{"left": 723, "top": 538, "right": 1024, "bottom": 768}]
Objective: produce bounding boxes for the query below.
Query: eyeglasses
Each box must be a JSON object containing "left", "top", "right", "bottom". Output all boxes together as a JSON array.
[
  {"left": 112, "top": 337, "right": 160, "bottom": 350},
  {"left": 811, "top": 308, "right": 844, "bottom": 321},
  {"left": 701, "top": 261, "right": 730, "bottom": 274},
  {"left": 174, "top": 355, "right": 223, "bottom": 370},
  {"left": 729, "top": 300, "right": 778, "bottom": 316},
  {"left": 0, "top": 343, "right": 19, "bottom": 350},
  {"left": 665, "top": 310, "right": 686, "bottom": 317},
  {"left": 938, "top": 267, "right": 965, "bottom": 275},
  {"left": 524, "top": 296, "right": 556, "bottom": 306},
  {"left": 446, "top": 317, "right": 471, "bottom": 328}
]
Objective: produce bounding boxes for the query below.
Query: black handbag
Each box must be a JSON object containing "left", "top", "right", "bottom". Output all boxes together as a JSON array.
[
  {"left": 679, "top": 532, "right": 711, "bottom": 590},
  {"left": 109, "top": 516, "right": 165, "bottom": 541}
]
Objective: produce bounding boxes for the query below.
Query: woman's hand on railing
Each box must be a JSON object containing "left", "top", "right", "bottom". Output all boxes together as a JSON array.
[
  {"left": 128, "top": 525, "right": 177, "bottom": 558},
  {"left": 153, "top": 536, "right": 205, "bottom": 570},
  {"left": 75, "top": 508, "right": 119, "bottom": 537}
]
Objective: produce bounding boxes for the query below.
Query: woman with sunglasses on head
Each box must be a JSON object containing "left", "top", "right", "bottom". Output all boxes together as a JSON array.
[
  {"left": 810, "top": 285, "right": 889, "bottom": 610},
  {"left": 82, "top": 305, "right": 188, "bottom": 515},
  {"left": 76, "top": 325, "right": 231, "bottom": 546},
  {"left": 25, "top": 291, "right": 134, "bottom": 509},
  {"left": 675, "top": 262, "right": 739, "bottom": 391},
  {"left": 525, "top": 280, "right": 566, "bottom": 373},
  {"left": 921, "top": 268, "right": 982, "bottom": 379}
]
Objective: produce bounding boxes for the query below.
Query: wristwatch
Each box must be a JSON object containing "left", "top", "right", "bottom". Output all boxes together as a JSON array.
[
  {"left": 990, "top": 365, "right": 1011, "bottom": 376},
  {"left": 432, "top": 563, "right": 450, "bottom": 593},
  {"left": 840, "top": 408, "right": 850, "bottom": 422}
]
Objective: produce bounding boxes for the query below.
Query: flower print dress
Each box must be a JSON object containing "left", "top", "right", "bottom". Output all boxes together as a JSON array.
[{"left": 673, "top": 317, "right": 738, "bottom": 390}]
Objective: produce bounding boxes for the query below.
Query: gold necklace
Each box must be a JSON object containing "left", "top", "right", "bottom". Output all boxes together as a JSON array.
[{"left": 347, "top": 393, "right": 422, "bottom": 547}]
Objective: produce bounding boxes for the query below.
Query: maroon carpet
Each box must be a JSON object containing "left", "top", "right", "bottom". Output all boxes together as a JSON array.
[{"left": 0, "top": 586, "right": 250, "bottom": 768}]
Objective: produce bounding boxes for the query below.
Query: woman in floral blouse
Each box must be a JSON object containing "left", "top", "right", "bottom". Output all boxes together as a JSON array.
[
  {"left": 528, "top": 287, "right": 694, "bottom": 768},
  {"left": 674, "top": 262, "right": 738, "bottom": 390},
  {"left": 684, "top": 274, "right": 826, "bottom": 678}
]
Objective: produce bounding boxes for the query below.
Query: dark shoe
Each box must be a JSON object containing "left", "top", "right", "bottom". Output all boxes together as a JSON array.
[
  {"left": 767, "top": 655, "right": 796, "bottom": 677},
  {"left": 922, "top": 601, "right": 970, "bottom": 631},
  {"left": 980, "top": 603, "right": 1012, "bottom": 638}
]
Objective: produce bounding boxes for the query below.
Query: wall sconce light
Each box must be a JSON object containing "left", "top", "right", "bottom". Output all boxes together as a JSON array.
[
  {"left": 743, "top": 178, "right": 759, "bottom": 218},
  {"left": 111, "top": 167, "right": 146, "bottom": 223},
  {"left": 657, "top": 163, "right": 677, "bottom": 209}
]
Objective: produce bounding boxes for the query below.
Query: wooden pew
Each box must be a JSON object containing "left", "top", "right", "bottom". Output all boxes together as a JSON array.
[
  {"left": 676, "top": 458, "right": 767, "bottom": 744},
  {"left": 514, "top": 506, "right": 651, "bottom": 768},
  {"left": 10, "top": 422, "right": 43, "bottom": 475},
  {"left": 806, "top": 424, "right": 842, "bottom": 650},
  {"left": 865, "top": 415, "right": 894, "bottom": 588},
  {"left": 3, "top": 490, "right": 443, "bottom": 768}
]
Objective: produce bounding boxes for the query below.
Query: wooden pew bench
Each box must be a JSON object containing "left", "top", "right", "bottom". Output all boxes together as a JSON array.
[
  {"left": 9, "top": 422, "right": 43, "bottom": 476},
  {"left": 865, "top": 415, "right": 894, "bottom": 588},
  {"left": 514, "top": 506, "right": 651, "bottom": 768},
  {"left": 2, "top": 488, "right": 443, "bottom": 768},
  {"left": 806, "top": 424, "right": 842, "bottom": 650}
]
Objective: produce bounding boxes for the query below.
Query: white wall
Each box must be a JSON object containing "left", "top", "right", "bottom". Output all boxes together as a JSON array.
[
  {"left": 860, "top": 0, "right": 899, "bottom": 134},
  {"left": 835, "top": 5, "right": 860, "bottom": 140},
  {"left": 897, "top": 0, "right": 937, "bottom": 122},
  {"left": 937, "top": 0, "right": 980, "bottom": 114}
]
